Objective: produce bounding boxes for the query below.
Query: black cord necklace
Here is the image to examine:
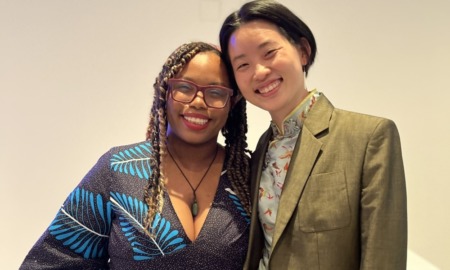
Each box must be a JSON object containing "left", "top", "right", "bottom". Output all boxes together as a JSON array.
[{"left": 167, "top": 145, "right": 219, "bottom": 217}]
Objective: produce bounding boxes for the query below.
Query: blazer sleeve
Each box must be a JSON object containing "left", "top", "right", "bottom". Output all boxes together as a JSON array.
[{"left": 360, "top": 119, "right": 407, "bottom": 269}]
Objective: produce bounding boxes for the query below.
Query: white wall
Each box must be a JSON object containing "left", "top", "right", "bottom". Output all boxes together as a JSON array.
[{"left": 1, "top": 1, "right": 448, "bottom": 269}]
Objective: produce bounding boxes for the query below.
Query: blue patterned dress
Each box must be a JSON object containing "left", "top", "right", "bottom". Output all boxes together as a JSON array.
[{"left": 20, "top": 141, "right": 250, "bottom": 270}]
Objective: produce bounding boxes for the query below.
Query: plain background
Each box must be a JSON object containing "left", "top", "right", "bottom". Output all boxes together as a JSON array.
[{"left": 1, "top": 0, "right": 449, "bottom": 269}]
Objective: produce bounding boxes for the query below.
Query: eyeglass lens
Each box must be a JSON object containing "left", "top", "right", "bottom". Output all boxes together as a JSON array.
[{"left": 169, "top": 80, "right": 232, "bottom": 108}]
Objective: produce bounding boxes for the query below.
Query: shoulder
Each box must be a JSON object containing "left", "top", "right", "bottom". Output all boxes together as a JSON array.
[
  {"left": 104, "top": 141, "right": 154, "bottom": 181},
  {"left": 326, "top": 108, "right": 402, "bottom": 149},
  {"left": 93, "top": 141, "right": 153, "bottom": 168},
  {"left": 335, "top": 107, "right": 392, "bottom": 122},
  {"left": 333, "top": 108, "right": 397, "bottom": 131},
  {"left": 319, "top": 93, "right": 394, "bottom": 123},
  {"left": 316, "top": 94, "right": 400, "bottom": 139},
  {"left": 108, "top": 141, "right": 152, "bottom": 155},
  {"left": 317, "top": 94, "right": 396, "bottom": 128}
]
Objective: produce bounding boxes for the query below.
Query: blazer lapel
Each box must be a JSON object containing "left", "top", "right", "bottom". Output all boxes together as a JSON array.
[{"left": 271, "top": 94, "right": 334, "bottom": 251}]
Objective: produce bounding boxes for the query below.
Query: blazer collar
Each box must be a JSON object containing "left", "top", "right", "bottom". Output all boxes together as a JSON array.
[{"left": 301, "top": 93, "right": 334, "bottom": 137}]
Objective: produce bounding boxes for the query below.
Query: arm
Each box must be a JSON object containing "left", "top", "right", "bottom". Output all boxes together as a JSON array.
[
  {"left": 20, "top": 151, "right": 113, "bottom": 270},
  {"left": 360, "top": 119, "right": 407, "bottom": 269}
]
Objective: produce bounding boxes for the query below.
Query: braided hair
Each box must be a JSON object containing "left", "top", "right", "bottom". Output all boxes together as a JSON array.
[{"left": 143, "top": 42, "right": 251, "bottom": 232}]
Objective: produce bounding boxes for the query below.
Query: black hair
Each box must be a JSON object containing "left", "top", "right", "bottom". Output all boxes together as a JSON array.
[{"left": 219, "top": 0, "right": 317, "bottom": 76}]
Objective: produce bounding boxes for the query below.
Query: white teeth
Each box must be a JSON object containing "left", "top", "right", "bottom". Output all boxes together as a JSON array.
[
  {"left": 184, "top": 116, "right": 208, "bottom": 125},
  {"left": 259, "top": 80, "right": 280, "bottom": 94}
]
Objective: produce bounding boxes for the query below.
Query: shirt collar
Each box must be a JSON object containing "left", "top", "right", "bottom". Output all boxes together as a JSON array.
[{"left": 270, "top": 90, "right": 321, "bottom": 140}]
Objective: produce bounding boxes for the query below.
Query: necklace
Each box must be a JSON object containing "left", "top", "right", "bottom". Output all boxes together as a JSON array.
[{"left": 167, "top": 145, "right": 219, "bottom": 217}]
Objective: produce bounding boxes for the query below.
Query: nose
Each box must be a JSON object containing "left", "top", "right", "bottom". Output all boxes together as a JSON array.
[
  {"left": 190, "top": 90, "right": 207, "bottom": 109},
  {"left": 253, "top": 63, "right": 270, "bottom": 81}
]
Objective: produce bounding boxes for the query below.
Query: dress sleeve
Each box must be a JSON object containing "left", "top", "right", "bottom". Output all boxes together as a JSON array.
[
  {"left": 360, "top": 119, "right": 407, "bottom": 269},
  {"left": 19, "top": 150, "right": 114, "bottom": 270}
]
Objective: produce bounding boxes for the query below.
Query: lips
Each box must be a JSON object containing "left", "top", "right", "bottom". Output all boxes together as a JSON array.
[
  {"left": 257, "top": 79, "right": 281, "bottom": 94},
  {"left": 182, "top": 113, "right": 210, "bottom": 130},
  {"left": 183, "top": 116, "right": 208, "bottom": 125}
]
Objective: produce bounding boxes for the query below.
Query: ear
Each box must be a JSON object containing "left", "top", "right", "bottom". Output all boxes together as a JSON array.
[{"left": 298, "top": 37, "right": 312, "bottom": 66}]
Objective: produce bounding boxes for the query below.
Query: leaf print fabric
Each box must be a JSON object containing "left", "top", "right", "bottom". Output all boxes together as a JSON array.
[
  {"left": 49, "top": 187, "right": 111, "bottom": 259},
  {"left": 110, "top": 142, "right": 152, "bottom": 179},
  {"left": 225, "top": 188, "right": 251, "bottom": 224},
  {"left": 110, "top": 192, "right": 187, "bottom": 260},
  {"left": 20, "top": 141, "right": 249, "bottom": 270}
]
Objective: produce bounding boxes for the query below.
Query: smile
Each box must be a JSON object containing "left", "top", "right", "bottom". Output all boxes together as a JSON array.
[
  {"left": 183, "top": 116, "right": 209, "bottom": 126},
  {"left": 258, "top": 79, "right": 281, "bottom": 94}
]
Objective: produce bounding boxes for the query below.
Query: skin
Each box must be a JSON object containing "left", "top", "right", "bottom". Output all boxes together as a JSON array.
[
  {"left": 165, "top": 52, "right": 232, "bottom": 241},
  {"left": 166, "top": 52, "right": 231, "bottom": 147},
  {"left": 228, "top": 20, "right": 311, "bottom": 128}
]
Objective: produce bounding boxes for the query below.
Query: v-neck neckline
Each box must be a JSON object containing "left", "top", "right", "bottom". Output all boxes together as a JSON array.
[{"left": 164, "top": 169, "right": 226, "bottom": 243}]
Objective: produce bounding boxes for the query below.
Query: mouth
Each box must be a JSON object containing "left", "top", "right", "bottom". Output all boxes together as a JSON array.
[
  {"left": 183, "top": 115, "right": 209, "bottom": 126},
  {"left": 256, "top": 79, "right": 281, "bottom": 94}
]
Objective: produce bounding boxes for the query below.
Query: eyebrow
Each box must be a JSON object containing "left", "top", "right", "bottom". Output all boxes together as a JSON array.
[
  {"left": 231, "top": 40, "right": 275, "bottom": 63},
  {"left": 180, "top": 77, "right": 227, "bottom": 87}
]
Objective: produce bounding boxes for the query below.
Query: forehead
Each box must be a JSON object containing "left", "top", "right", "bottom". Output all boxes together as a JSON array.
[
  {"left": 229, "top": 20, "right": 286, "bottom": 51},
  {"left": 177, "top": 52, "right": 229, "bottom": 85}
]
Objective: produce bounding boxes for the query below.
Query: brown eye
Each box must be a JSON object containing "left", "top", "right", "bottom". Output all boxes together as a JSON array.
[
  {"left": 236, "top": 63, "right": 249, "bottom": 71},
  {"left": 265, "top": 48, "right": 279, "bottom": 58},
  {"left": 174, "top": 82, "right": 194, "bottom": 93}
]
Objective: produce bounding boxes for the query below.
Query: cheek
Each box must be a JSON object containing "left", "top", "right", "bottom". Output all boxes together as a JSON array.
[
  {"left": 216, "top": 106, "right": 231, "bottom": 128},
  {"left": 166, "top": 100, "right": 179, "bottom": 125},
  {"left": 235, "top": 73, "right": 253, "bottom": 94}
]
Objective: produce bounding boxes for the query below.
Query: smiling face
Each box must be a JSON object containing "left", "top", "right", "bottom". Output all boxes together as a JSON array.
[
  {"left": 228, "top": 20, "right": 310, "bottom": 126},
  {"left": 166, "top": 52, "right": 231, "bottom": 146}
]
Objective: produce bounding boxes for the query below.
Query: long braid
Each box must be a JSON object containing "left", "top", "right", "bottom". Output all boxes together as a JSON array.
[
  {"left": 143, "top": 42, "right": 216, "bottom": 232},
  {"left": 222, "top": 97, "right": 252, "bottom": 215}
]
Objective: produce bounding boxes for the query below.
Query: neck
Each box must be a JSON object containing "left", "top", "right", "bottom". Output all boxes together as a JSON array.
[
  {"left": 166, "top": 142, "right": 220, "bottom": 218},
  {"left": 166, "top": 138, "right": 219, "bottom": 167},
  {"left": 270, "top": 88, "right": 310, "bottom": 128}
]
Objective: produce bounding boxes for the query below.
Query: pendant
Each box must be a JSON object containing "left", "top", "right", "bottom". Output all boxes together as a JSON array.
[{"left": 191, "top": 198, "right": 198, "bottom": 217}]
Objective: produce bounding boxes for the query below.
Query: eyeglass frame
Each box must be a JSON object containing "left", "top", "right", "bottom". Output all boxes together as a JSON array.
[{"left": 167, "top": 78, "right": 235, "bottom": 109}]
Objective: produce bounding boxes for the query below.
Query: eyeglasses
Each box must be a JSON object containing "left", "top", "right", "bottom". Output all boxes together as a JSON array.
[{"left": 167, "top": 79, "right": 234, "bottom": 109}]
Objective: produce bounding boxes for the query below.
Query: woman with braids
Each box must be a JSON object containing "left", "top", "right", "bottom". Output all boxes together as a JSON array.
[{"left": 20, "top": 41, "right": 251, "bottom": 270}]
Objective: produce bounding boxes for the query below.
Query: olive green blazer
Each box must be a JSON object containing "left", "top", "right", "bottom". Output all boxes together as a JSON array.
[{"left": 244, "top": 95, "right": 407, "bottom": 270}]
